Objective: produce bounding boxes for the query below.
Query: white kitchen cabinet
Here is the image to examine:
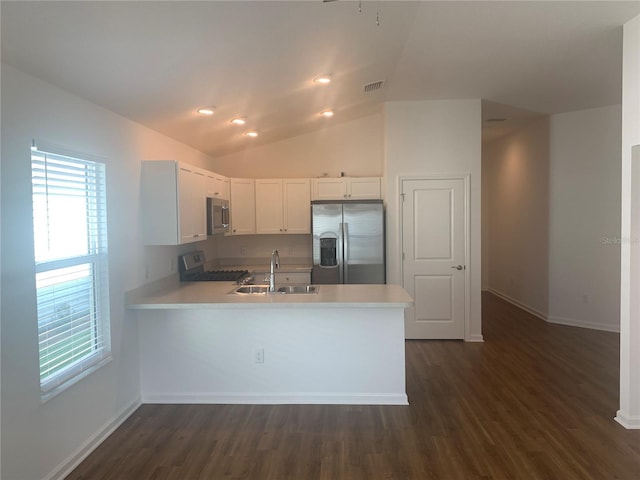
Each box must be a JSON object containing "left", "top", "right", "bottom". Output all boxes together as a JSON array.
[
  {"left": 205, "top": 172, "right": 229, "bottom": 201},
  {"left": 255, "top": 179, "right": 310, "bottom": 234},
  {"left": 254, "top": 271, "right": 311, "bottom": 284},
  {"left": 275, "top": 272, "right": 311, "bottom": 284},
  {"left": 230, "top": 178, "right": 256, "bottom": 235},
  {"left": 312, "top": 177, "right": 381, "bottom": 200},
  {"left": 283, "top": 179, "right": 312, "bottom": 233},
  {"left": 141, "top": 160, "right": 207, "bottom": 245},
  {"left": 255, "top": 179, "right": 284, "bottom": 234}
]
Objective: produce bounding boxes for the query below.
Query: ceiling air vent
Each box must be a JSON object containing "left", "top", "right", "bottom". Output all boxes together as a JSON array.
[{"left": 363, "top": 80, "right": 385, "bottom": 94}]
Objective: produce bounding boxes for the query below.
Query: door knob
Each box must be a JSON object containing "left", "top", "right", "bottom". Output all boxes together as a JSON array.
[{"left": 451, "top": 265, "right": 464, "bottom": 271}]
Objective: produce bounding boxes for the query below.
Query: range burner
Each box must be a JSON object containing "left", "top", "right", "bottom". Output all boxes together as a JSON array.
[
  {"left": 189, "top": 270, "right": 252, "bottom": 282},
  {"left": 179, "top": 251, "right": 254, "bottom": 284}
]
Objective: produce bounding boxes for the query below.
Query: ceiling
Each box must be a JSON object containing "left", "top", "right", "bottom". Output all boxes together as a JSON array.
[{"left": 2, "top": 1, "right": 639, "bottom": 157}]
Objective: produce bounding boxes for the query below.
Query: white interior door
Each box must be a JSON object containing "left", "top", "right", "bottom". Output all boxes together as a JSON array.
[{"left": 402, "top": 178, "right": 467, "bottom": 339}]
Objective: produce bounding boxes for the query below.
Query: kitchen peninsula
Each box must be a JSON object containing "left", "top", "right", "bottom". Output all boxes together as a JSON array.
[{"left": 128, "top": 281, "right": 412, "bottom": 405}]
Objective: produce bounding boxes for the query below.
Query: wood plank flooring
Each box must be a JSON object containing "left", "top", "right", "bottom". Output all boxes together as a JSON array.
[{"left": 66, "top": 293, "right": 640, "bottom": 479}]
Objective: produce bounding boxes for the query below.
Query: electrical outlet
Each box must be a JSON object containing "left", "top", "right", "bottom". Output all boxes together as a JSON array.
[
  {"left": 240, "top": 247, "right": 247, "bottom": 257},
  {"left": 254, "top": 348, "right": 264, "bottom": 364}
]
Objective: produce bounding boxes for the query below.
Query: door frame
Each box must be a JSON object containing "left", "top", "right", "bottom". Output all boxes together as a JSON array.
[{"left": 397, "top": 174, "right": 472, "bottom": 341}]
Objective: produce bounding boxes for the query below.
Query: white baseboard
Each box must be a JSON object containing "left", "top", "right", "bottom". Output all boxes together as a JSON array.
[
  {"left": 487, "top": 288, "right": 548, "bottom": 321},
  {"left": 615, "top": 410, "right": 640, "bottom": 429},
  {"left": 487, "top": 288, "right": 620, "bottom": 333},
  {"left": 466, "top": 333, "right": 484, "bottom": 342},
  {"left": 547, "top": 315, "right": 620, "bottom": 333},
  {"left": 45, "top": 397, "right": 141, "bottom": 480},
  {"left": 141, "top": 392, "right": 409, "bottom": 405}
]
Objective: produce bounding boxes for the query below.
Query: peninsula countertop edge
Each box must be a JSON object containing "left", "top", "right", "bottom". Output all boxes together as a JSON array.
[{"left": 127, "top": 281, "right": 413, "bottom": 310}]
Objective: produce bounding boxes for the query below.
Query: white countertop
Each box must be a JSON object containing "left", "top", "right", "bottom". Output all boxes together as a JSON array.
[{"left": 127, "top": 281, "right": 413, "bottom": 310}]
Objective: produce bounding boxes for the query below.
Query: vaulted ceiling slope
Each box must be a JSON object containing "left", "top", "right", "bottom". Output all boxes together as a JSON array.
[{"left": 2, "top": 1, "right": 639, "bottom": 157}]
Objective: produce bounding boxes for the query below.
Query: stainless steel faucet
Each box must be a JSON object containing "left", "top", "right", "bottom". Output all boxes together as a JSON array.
[{"left": 269, "top": 249, "right": 280, "bottom": 292}]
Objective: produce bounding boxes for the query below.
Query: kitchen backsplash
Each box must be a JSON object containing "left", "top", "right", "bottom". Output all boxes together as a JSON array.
[{"left": 214, "top": 234, "right": 312, "bottom": 266}]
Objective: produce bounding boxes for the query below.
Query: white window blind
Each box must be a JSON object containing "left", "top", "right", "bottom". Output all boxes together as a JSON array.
[{"left": 31, "top": 144, "right": 111, "bottom": 398}]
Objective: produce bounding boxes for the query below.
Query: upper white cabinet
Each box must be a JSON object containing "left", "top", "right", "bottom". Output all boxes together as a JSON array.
[
  {"left": 255, "top": 179, "right": 311, "bottom": 234},
  {"left": 283, "top": 179, "right": 312, "bottom": 233},
  {"left": 312, "top": 177, "right": 381, "bottom": 200},
  {"left": 255, "top": 179, "right": 284, "bottom": 234},
  {"left": 205, "top": 172, "right": 230, "bottom": 201},
  {"left": 141, "top": 160, "right": 207, "bottom": 245},
  {"left": 230, "top": 178, "right": 256, "bottom": 235}
]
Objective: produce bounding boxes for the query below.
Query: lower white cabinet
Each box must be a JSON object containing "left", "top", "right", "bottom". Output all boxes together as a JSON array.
[
  {"left": 276, "top": 272, "right": 311, "bottom": 284},
  {"left": 255, "top": 271, "right": 311, "bottom": 284},
  {"left": 141, "top": 160, "right": 207, "bottom": 245}
]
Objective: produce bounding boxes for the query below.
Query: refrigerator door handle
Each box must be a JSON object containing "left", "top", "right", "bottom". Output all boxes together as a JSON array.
[
  {"left": 339, "top": 222, "right": 344, "bottom": 282},
  {"left": 343, "top": 222, "right": 349, "bottom": 283}
]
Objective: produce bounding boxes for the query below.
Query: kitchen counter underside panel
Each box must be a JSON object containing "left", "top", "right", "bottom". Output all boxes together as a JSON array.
[{"left": 137, "top": 306, "right": 408, "bottom": 405}]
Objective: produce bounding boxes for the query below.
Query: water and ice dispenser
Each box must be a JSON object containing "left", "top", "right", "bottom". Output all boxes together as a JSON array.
[{"left": 319, "top": 237, "right": 338, "bottom": 266}]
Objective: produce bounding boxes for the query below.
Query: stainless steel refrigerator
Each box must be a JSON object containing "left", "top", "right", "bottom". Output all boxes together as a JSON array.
[{"left": 311, "top": 200, "right": 386, "bottom": 284}]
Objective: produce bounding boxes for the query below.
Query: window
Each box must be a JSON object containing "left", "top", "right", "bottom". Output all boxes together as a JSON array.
[{"left": 31, "top": 143, "right": 111, "bottom": 399}]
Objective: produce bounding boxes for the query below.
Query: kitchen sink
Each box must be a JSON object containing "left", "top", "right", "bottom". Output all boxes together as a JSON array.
[
  {"left": 232, "top": 285, "right": 319, "bottom": 295},
  {"left": 277, "top": 285, "right": 319, "bottom": 294},
  {"left": 233, "top": 285, "right": 271, "bottom": 295}
]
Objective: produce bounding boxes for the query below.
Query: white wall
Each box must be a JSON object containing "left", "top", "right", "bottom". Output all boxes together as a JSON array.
[
  {"left": 212, "top": 112, "right": 384, "bottom": 178},
  {"left": 384, "top": 100, "right": 483, "bottom": 341},
  {"left": 548, "top": 106, "right": 622, "bottom": 332},
  {"left": 618, "top": 14, "right": 640, "bottom": 429},
  {"left": 481, "top": 143, "right": 490, "bottom": 291},
  {"left": 483, "top": 117, "right": 550, "bottom": 318},
  {"left": 0, "top": 64, "right": 217, "bottom": 480}
]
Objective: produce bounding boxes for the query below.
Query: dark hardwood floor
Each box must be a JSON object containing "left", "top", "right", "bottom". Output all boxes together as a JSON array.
[{"left": 66, "top": 293, "right": 640, "bottom": 479}]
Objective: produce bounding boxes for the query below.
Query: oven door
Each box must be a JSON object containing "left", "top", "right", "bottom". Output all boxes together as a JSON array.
[{"left": 207, "top": 197, "right": 229, "bottom": 235}]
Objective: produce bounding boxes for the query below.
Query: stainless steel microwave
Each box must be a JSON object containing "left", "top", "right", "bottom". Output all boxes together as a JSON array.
[{"left": 207, "top": 197, "right": 229, "bottom": 235}]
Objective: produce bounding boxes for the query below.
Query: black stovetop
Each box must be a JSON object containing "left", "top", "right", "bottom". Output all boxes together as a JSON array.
[
  {"left": 178, "top": 251, "right": 253, "bottom": 284},
  {"left": 183, "top": 269, "right": 251, "bottom": 282}
]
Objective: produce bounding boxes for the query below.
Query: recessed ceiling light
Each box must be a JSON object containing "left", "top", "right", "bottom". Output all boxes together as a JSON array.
[
  {"left": 313, "top": 74, "right": 332, "bottom": 84},
  {"left": 244, "top": 130, "right": 259, "bottom": 137},
  {"left": 230, "top": 117, "right": 247, "bottom": 125},
  {"left": 197, "top": 106, "right": 216, "bottom": 115},
  {"left": 320, "top": 110, "right": 334, "bottom": 118}
]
